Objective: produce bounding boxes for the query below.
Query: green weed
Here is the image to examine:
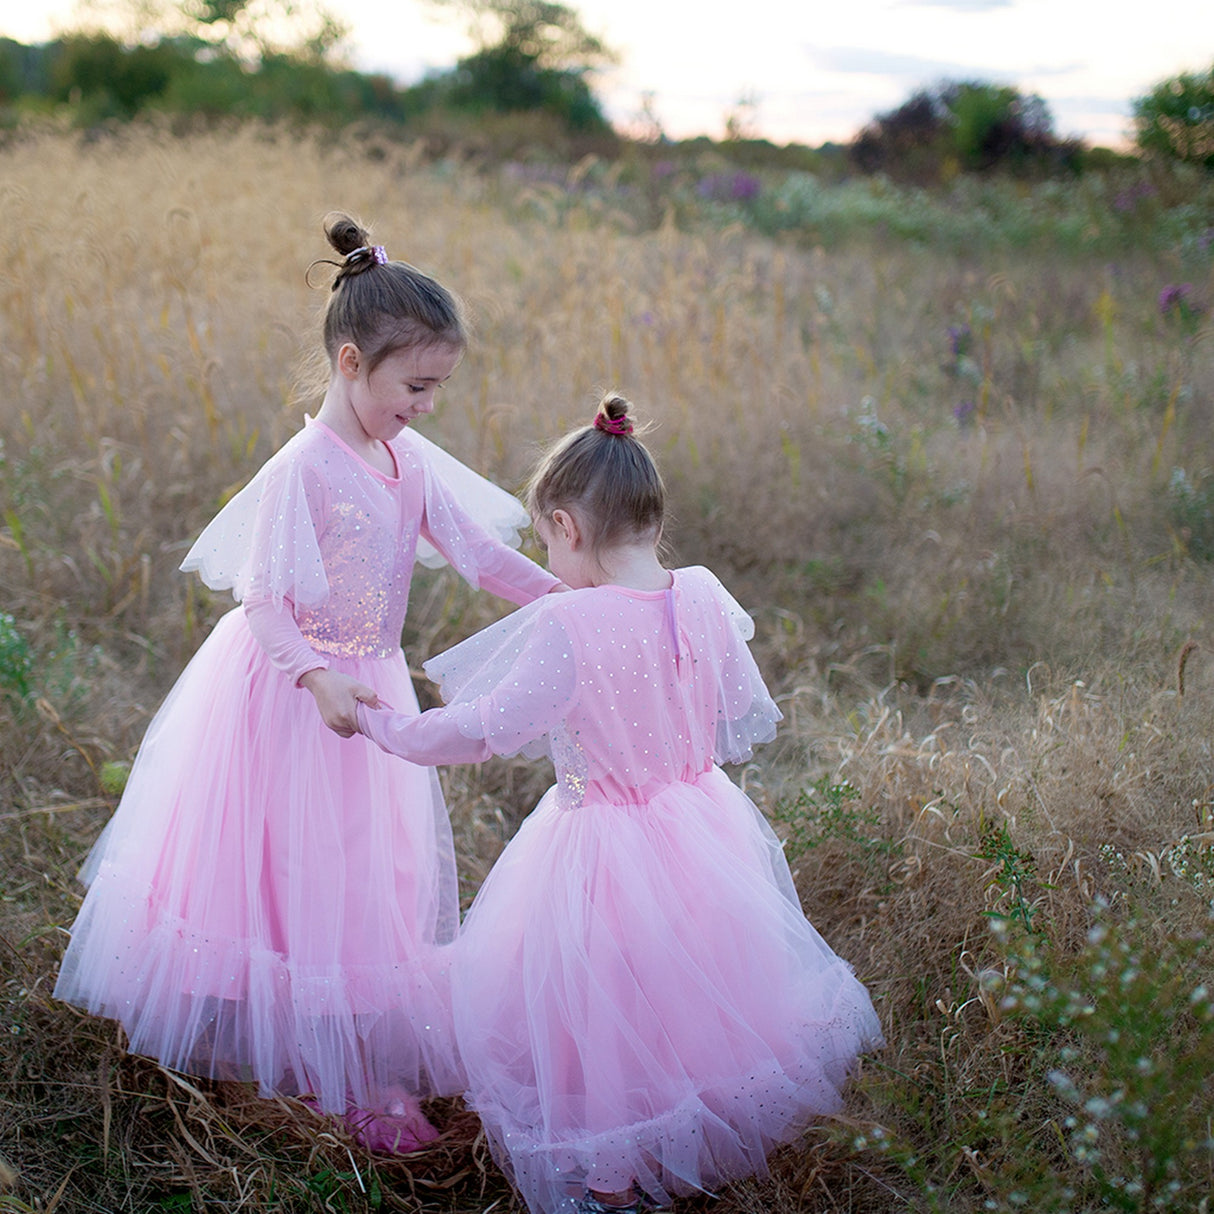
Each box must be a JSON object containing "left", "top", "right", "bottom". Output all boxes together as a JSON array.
[
  {"left": 0, "top": 614, "right": 33, "bottom": 704},
  {"left": 999, "top": 907, "right": 1214, "bottom": 1212}
]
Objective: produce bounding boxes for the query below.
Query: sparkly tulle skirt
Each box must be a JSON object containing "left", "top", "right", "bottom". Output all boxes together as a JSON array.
[
  {"left": 53, "top": 607, "right": 463, "bottom": 1111},
  {"left": 450, "top": 767, "right": 884, "bottom": 1213}
]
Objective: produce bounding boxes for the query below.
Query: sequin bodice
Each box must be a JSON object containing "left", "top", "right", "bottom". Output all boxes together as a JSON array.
[
  {"left": 293, "top": 465, "right": 422, "bottom": 660},
  {"left": 181, "top": 416, "right": 555, "bottom": 664}
]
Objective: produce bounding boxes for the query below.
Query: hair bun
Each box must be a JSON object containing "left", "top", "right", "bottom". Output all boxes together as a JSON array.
[
  {"left": 601, "top": 393, "right": 630, "bottom": 422},
  {"left": 593, "top": 392, "right": 634, "bottom": 436},
  {"left": 323, "top": 211, "right": 371, "bottom": 258}
]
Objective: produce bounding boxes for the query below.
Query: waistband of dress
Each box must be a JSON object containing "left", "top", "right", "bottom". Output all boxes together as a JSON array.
[
  {"left": 299, "top": 634, "right": 397, "bottom": 661},
  {"left": 581, "top": 764, "right": 717, "bottom": 808}
]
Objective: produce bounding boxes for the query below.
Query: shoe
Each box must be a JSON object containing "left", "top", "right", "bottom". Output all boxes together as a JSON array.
[
  {"left": 576, "top": 1195, "right": 644, "bottom": 1214},
  {"left": 345, "top": 1091, "right": 441, "bottom": 1155}
]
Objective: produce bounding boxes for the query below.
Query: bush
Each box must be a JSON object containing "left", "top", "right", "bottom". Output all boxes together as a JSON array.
[
  {"left": 851, "top": 79, "right": 1083, "bottom": 184},
  {"left": 1133, "top": 63, "right": 1214, "bottom": 169}
]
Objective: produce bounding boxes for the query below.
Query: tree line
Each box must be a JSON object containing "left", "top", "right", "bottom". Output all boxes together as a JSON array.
[
  {"left": 1, "top": 0, "right": 1210, "bottom": 175},
  {"left": 0, "top": 0, "right": 613, "bottom": 136}
]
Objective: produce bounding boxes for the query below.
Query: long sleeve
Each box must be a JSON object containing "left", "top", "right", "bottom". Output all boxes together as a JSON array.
[
  {"left": 471, "top": 545, "right": 562, "bottom": 605},
  {"left": 358, "top": 702, "right": 493, "bottom": 765},
  {"left": 244, "top": 597, "right": 328, "bottom": 686},
  {"left": 359, "top": 598, "right": 579, "bottom": 767},
  {"left": 417, "top": 445, "right": 558, "bottom": 605},
  {"left": 423, "top": 602, "right": 578, "bottom": 758}
]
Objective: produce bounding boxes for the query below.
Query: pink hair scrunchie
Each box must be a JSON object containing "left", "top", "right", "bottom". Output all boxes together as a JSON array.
[{"left": 593, "top": 413, "right": 633, "bottom": 436}]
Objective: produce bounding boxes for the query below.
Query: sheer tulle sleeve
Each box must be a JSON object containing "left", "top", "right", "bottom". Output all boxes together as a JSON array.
[
  {"left": 405, "top": 431, "right": 556, "bottom": 603},
  {"left": 688, "top": 568, "right": 783, "bottom": 765},
  {"left": 422, "top": 597, "right": 580, "bottom": 759},
  {"left": 179, "top": 435, "right": 330, "bottom": 609}
]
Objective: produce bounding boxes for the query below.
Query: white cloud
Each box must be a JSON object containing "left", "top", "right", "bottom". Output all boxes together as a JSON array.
[{"left": 900, "top": 0, "right": 1014, "bottom": 10}]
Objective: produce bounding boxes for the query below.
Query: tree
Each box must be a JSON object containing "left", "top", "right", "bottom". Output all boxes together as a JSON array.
[
  {"left": 50, "top": 32, "right": 183, "bottom": 117},
  {"left": 422, "top": 0, "right": 615, "bottom": 131},
  {"left": 426, "top": 0, "right": 612, "bottom": 73},
  {"left": 850, "top": 86, "right": 945, "bottom": 178},
  {"left": 850, "top": 79, "right": 1079, "bottom": 181},
  {"left": 1132, "top": 63, "right": 1214, "bottom": 169},
  {"left": 946, "top": 81, "right": 1057, "bottom": 171},
  {"left": 71, "top": 0, "right": 348, "bottom": 65},
  {"left": 0, "top": 37, "right": 55, "bottom": 103}
]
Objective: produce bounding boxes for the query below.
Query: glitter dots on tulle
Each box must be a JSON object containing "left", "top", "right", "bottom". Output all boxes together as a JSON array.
[{"left": 424, "top": 566, "right": 783, "bottom": 813}]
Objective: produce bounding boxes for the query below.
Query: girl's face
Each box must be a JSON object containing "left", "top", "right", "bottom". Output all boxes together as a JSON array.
[{"left": 339, "top": 341, "right": 462, "bottom": 443}]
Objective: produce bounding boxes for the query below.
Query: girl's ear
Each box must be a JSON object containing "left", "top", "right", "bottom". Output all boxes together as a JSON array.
[
  {"left": 551, "top": 508, "right": 582, "bottom": 549},
  {"left": 336, "top": 342, "right": 362, "bottom": 381}
]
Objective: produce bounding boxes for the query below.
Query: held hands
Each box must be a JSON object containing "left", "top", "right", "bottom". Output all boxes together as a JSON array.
[{"left": 299, "top": 667, "right": 381, "bottom": 737}]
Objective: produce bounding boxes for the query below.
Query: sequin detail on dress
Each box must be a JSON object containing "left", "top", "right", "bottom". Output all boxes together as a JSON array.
[
  {"left": 53, "top": 417, "right": 555, "bottom": 1116},
  {"left": 550, "top": 726, "right": 589, "bottom": 811}
]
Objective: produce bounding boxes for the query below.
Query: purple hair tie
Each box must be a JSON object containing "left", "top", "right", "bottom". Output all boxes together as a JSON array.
[{"left": 348, "top": 245, "right": 388, "bottom": 266}]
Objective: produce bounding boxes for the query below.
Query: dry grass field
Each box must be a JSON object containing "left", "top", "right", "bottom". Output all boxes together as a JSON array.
[{"left": 2, "top": 122, "right": 1214, "bottom": 1212}]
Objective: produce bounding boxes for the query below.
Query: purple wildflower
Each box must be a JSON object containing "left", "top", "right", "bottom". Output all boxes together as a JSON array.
[
  {"left": 730, "top": 172, "right": 761, "bottom": 201},
  {"left": 948, "top": 324, "right": 972, "bottom": 359},
  {"left": 1159, "top": 283, "right": 1194, "bottom": 315},
  {"left": 953, "top": 400, "right": 976, "bottom": 429},
  {"left": 695, "top": 172, "right": 760, "bottom": 203},
  {"left": 1113, "top": 182, "right": 1155, "bottom": 213}
]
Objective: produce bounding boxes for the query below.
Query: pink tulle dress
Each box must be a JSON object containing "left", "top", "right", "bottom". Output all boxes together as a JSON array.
[
  {"left": 53, "top": 418, "right": 557, "bottom": 1114},
  {"left": 358, "top": 566, "right": 884, "bottom": 1212}
]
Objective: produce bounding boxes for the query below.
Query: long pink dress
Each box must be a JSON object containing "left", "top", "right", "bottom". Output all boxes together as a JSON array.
[
  {"left": 359, "top": 566, "right": 884, "bottom": 1213},
  {"left": 53, "top": 418, "right": 557, "bottom": 1113}
]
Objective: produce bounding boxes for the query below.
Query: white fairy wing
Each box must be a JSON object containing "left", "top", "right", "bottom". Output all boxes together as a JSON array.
[
  {"left": 670, "top": 567, "right": 782, "bottom": 765},
  {"left": 180, "top": 423, "right": 531, "bottom": 606},
  {"left": 422, "top": 593, "right": 582, "bottom": 760},
  {"left": 404, "top": 429, "right": 530, "bottom": 569},
  {"left": 423, "top": 571, "right": 781, "bottom": 769},
  {"left": 179, "top": 427, "right": 329, "bottom": 609}
]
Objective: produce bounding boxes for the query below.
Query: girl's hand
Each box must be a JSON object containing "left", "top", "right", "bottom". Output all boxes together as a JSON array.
[{"left": 299, "top": 668, "right": 381, "bottom": 737}]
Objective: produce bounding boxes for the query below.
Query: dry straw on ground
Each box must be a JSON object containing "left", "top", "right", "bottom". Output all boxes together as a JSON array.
[{"left": 2, "top": 123, "right": 1214, "bottom": 1211}]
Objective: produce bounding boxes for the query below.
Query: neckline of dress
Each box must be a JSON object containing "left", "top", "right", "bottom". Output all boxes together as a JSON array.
[
  {"left": 596, "top": 570, "right": 677, "bottom": 599},
  {"left": 306, "top": 416, "right": 402, "bottom": 484}
]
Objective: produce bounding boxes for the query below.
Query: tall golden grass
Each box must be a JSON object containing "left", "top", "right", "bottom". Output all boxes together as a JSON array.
[{"left": 3, "top": 123, "right": 1214, "bottom": 1211}]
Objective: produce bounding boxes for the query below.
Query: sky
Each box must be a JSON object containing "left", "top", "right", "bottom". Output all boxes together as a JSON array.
[{"left": 6, "top": 0, "right": 1213, "bottom": 149}]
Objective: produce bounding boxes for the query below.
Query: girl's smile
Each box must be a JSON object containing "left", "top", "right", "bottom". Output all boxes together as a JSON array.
[{"left": 320, "top": 341, "right": 463, "bottom": 465}]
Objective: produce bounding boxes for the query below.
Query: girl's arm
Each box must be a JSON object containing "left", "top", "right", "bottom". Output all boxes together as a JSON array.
[
  {"left": 475, "top": 548, "right": 563, "bottom": 603},
  {"left": 244, "top": 597, "right": 379, "bottom": 737},
  {"left": 301, "top": 668, "right": 381, "bottom": 738},
  {"left": 418, "top": 458, "right": 559, "bottom": 605},
  {"left": 357, "top": 701, "right": 491, "bottom": 764},
  {"left": 358, "top": 603, "right": 577, "bottom": 764},
  {"left": 423, "top": 509, "right": 559, "bottom": 605}
]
